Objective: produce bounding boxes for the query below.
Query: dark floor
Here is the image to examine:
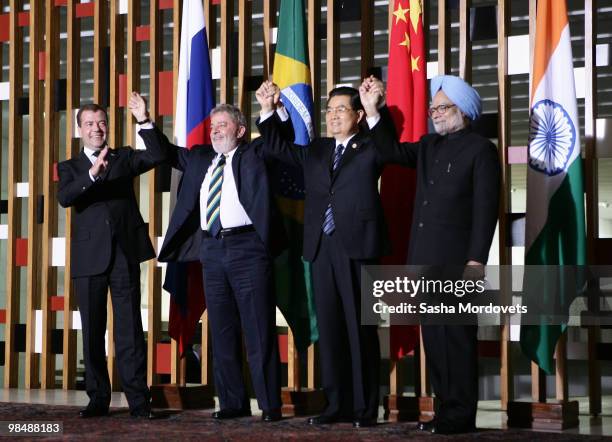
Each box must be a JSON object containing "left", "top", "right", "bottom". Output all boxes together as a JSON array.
[{"left": 1, "top": 402, "right": 610, "bottom": 441}]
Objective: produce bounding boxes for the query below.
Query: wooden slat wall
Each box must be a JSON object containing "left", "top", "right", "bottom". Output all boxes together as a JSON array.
[
  {"left": 0, "top": 2, "right": 604, "bottom": 423},
  {"left": 307, "top": 0, "right": 321, "bottom": 389},
  {"left": 147, "top": 0, "right": 163, "bottom": 388},
  {"left": 583, "top": 0, "right": 601, "bottom": 417},
  {"left": 238, "top": 0, "right": 252, "bottom": 118},
  {"left": 63, "top": 0, "right": 81, "bottom": 391},
  {"left": 4, "top": 0, "right": 24, "bottom": 389},
  {"left": 326, "top": 0, "right": 338, "bottom": 95},
  {"left": 25, "top": 0, "right": 44, "bottom": 389},
  {"left": 458, "top": 0, "right": 471, "bottom": 82},
  {"left": 170, "top": 0, "right": 181, "bottom": 385},
  {"left": 220, "top": 0, "right": 234, "bottom": 104},
  {"left": 41, "top": 0, "right": 60, "bottom": 389},
  {"left": 497, "top": 0, "right": 513, "bottom": 410}
]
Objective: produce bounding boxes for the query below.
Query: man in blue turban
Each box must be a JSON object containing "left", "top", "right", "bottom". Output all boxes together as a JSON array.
[{"left": 360, "top": 75, "right": 500, "bottom": 435}]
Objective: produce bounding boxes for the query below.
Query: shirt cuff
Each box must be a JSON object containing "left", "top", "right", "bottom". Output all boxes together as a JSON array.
[
  {"left": 366, "top": 114, "right": 381, "bottom": 129},
  {"left": 138, "top": 122, "right": 154, "bottom": 130},
  {"left": 276, "top": 106, "right": 289, "bottom": 121},
  {"left": 88, "top": 171, "right": 97, "bottom": 182},
  {"left": 259, "top": 110, "right": 275, "bottom": 122}
]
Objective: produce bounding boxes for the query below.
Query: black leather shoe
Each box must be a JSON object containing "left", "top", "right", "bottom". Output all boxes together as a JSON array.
[
  {"left": 262, "top": 409, "right": 282, "bottom": 422},
  {"left": 79, "top": 406, "right": 109, "bottom": 418},
  {"left": 130, "top": 408, "right": 161, "bottom": 420},
  {"left": 211, "top": 409, "right": 252, "bottom": 419},
  {"left": 416, "top": 419, "right": 434, "bottom": 431},
  {"left": 353, "top": 418, "right": 376, "bottom": 428},
  {"left": 307, "top": 414, "right": 340, "bottom": 425}
]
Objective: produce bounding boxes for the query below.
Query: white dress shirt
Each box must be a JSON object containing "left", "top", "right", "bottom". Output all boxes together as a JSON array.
[
  {"left": 84, "top": 146, "right": 102, "bottom": 181},
  {"left": 199, "top": 147, "right": 253, "bottom": 231}
]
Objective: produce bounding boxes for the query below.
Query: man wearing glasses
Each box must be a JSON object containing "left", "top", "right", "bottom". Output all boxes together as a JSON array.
[
  {"left": 362, "top": 74, "right": 501, "bottom": 434},
  {"left": 256, "top": 80, "right": 413, "bottom": 428}
]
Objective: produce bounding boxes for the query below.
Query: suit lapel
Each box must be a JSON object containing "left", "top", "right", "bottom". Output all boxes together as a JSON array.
[
  {"left": 331, "top": 132, "right": 364, "bottom": 182},
  {"left": 100, "top": 147, "right": 119, "bottom": 179},
  {"left": 195, "top": 149, "right": 216, "bottom": 190},
  {"left": 311, "top": 139, "right": 334, "bottom": 186},
  {"left": 232, "top": 143, "right": 248, "bottom": 191}
]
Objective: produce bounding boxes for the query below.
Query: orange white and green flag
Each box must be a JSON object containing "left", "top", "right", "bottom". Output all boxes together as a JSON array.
[{"left": 520, "top": 0, "right": 587, "bottom": 374}]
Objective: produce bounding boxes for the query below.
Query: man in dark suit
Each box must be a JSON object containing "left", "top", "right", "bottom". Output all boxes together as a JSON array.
[
  {"left": 57, "top": 94, "right": 165, "bottom": 419},
  {"left": 255, "top": 80, "right": 415, "bottom": 428},
  {"left": 137, "top": 102, "right": 286, "bottom": 422},
  {"left": 362, "top": 75, "right": 501, "bottom": 434}
]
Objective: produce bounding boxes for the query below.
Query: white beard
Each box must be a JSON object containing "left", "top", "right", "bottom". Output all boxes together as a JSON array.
[
  {"left": 433, "top": 111, "right": 467, "bottom": 136},
  {"left": 212, "top": 136, "right": 237, "bottom": 154}
]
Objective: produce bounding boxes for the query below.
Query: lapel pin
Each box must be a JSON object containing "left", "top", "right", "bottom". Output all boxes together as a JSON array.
[{"left": 352, "top": 142, "right": 358, "bottom": 149}]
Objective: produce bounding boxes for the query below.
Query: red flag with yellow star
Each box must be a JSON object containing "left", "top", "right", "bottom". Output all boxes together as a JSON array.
[{"left": 382, "top": 0, "right": 427, "bottom": 360}]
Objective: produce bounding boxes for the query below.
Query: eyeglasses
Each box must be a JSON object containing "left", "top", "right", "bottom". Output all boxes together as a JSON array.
[
  {"left": 325, "top": 105, "right": 353, "bottom": 115},
  {"left": 428, "top": 104, "right": 456, "bottom": 117}
]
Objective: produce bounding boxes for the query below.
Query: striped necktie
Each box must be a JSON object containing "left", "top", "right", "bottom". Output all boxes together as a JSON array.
[
  {"left": 206, "top": 154, "right": 227, "bottom": 236},
  {"left": 322, "top": 144, "right": 345, "bottom": 235}
]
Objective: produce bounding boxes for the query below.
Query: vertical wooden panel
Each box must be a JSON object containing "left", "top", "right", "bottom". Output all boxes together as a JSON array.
[
  {"left": 41, "top": 0, "right": 60, "bottom": 389},
  {"left": 307, "top": 0, "right": 321, "bottom": 389},
  {"left": 437, "top": 0, "right": 450, "bottom": 75},
  {"left": 360, "top": 0, "right": 374, "bottom": 78},
  {"left": 25, "top": 0, "right": 44, "bottom": 389},
  {"left": 458, "top": 0, "right": 471, "bottom": 82},
  {"left": 237, "top": 0, "right": 251, "bottom": 119},
  {"left": 147, "top": 0, "right": 162, "bottom": 387},
  {"left": 527, "top": 0, "right": 546, "bottom": 404},
  {"left": 4, "top": 0, "right": 24, "bottom": 389},
  {"left": 497, "top": 0, "right": 512, "bottom": 410},
  {"left": 204, "top": 0, "right": 215, "bottom": 48},
  {"left": 308, "top": 0, "right": 320, "bottom": 135},
  {"left": 170, "top": 0, "right": 182, "bottom": 384},
  {"left": 220, "top": 0, "right": 234, "bottom": 103},
  {"left": 583, "top": 0, "right": 601, "bottom": 418},
  {"left": 93, "top": 0, "right": 107, "bottom": 104},
  {"left": 63, "top": 0, "right": 80, "bottom": 391},
  {"left": 555, "top": 334, "right": 568, "bottom": 401},
  {"left": 326, "top": 0, "right": 338, "bottom": 94},
  {"left": 262, "top": 0, "right": 276, "bottom": 80},
  {"left": 106, "top": 0, "right": 121, "bottom": 392}
]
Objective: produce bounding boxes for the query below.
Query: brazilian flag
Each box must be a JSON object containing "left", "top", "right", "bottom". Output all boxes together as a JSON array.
[{"left": 272, "top": 0, "right": 318, "bottom": 352}]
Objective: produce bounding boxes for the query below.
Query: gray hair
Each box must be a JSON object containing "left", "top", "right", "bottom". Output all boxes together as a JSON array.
[{"left": 210, "top": 104, "right": 247, "bottom": 130}]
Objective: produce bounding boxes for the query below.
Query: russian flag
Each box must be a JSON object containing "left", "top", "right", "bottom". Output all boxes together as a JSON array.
[{"left": 164, "top": 0, "right": 214, "bottom": 356}]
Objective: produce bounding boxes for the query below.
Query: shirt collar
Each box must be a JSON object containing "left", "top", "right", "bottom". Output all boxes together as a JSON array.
[
  {"left": 83, "top": 146, "right": 102, "bottom": 158},
  {"left": 216, "top": 145, "right": 239, "bottom": 162},
  {"left": 335, "top": 133, "right": 357, "bottom": 149}
]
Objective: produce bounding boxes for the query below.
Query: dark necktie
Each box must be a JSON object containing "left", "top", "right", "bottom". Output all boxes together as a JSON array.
[
  {"left": 322, "top": 144, "right": 345, "bottom": 235},
  {"left": 205, "top": 155, "right": 227, "bottom": 236}
]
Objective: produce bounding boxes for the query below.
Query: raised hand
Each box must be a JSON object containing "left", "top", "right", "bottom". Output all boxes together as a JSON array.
[
  {"left": 90, "top": 146, "right": 110, "bottom": 178},
  {"left": 359, "top": 75, "right": 386, "bottom": 117},
  {"left": 128, "top": 92, "right": 149, "bottom": 122},
  {"left": 256, "top": 80, "right": 281, "bottom": 114}
]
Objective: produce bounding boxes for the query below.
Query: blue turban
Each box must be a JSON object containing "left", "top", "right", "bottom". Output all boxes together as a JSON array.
[{"left": 430, "top": 75, "right": 482, "bottom": 121}]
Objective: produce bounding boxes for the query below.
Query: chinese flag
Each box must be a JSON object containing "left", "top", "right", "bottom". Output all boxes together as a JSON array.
[{"left": 382, "top": 0, "right": 427, "bottom": 360}]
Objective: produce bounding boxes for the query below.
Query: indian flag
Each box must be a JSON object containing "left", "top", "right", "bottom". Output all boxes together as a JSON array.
[{"left": 520, "top": 0, "right": 587, "bottom": 374}]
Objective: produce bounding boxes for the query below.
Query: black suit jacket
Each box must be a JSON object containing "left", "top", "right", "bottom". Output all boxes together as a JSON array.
[
  {"left": 138, "top": 126, "right": 287, "bottom": 262},
  {"left": 370, "top": 107, "right": 501, "bottom": 265},
  {"left": 57, "top": 145, "right": 165, "bottom": 278},
  {"left": 257, "top": 113, "right": 414, "bottom": 262}
]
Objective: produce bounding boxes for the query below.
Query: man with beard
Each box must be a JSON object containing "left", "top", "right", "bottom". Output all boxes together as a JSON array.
[
  {"left": 137, "top": 101, "right": 287, "bottom": 422},
  {"left": 361, "top": 75, "right": 501, "bottom": 434}
]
